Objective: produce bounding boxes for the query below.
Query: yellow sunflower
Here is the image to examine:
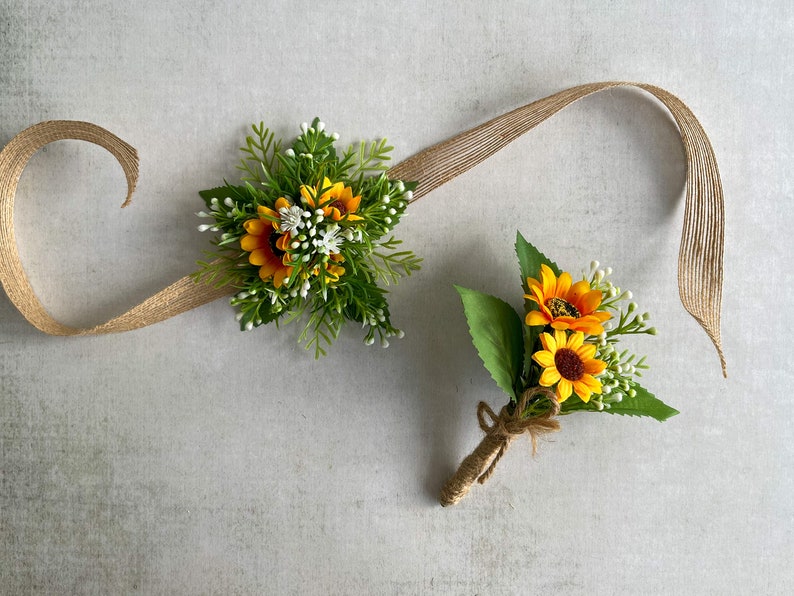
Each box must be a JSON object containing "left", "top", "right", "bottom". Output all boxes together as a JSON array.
[
  {"left": 240, "top": 204, "right": 294, "bottom": 288},
  {"left": 300, "top": 177, "right": 363, "bottom": 222},
  {"left": 525, "top": 264, "right": 611, "bottom": 335},
  {"left": 532, "top": 330, "right": 606, "bottom": 403}
]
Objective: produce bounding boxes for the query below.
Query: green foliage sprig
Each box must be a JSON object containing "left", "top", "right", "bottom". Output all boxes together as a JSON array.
[
  {"left": 457, "top": 232, "right": 677, "bottom": 422},
  {"left": 193, "top": 118, "right": 421, "bottom": 357}
]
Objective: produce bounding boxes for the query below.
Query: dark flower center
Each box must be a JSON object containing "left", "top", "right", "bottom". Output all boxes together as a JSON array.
[
  {"left": 554, "top": 348, "right": 584, "bottom": 381},
  {"left": 545, "top": 297, "right": 581, "bottom": 318},
  {"left": 329, "top": 200, "right": 347, "bottom": 215},
  {"left": 269, "top": 232, "right": 286, "bottom": 258}
]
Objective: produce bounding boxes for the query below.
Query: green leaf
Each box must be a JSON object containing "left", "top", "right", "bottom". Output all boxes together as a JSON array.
[
  {"left": 456, "top": 285, "right": 524, "bottom": 401},
  {"left": 198, "top": 186, "right": 230, "bottom": 202},
  {"left": 603, "top": 382, "right": 679, "bottom": 422},
  {"left": 515, "top": 231, "right": 561, "bottom": 292}
]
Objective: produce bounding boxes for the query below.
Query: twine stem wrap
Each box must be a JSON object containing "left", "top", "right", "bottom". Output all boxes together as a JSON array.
[
  {"left": 0, "top": 83, "right": 725, "bottom": 375},
  {"left": 439, "top": 388, "right": 561, "bottom": 507}
]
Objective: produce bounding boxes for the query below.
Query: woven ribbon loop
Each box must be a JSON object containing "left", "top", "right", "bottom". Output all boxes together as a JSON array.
[{"left": 0, "top": 83, "right": 725, "bottom": 376}]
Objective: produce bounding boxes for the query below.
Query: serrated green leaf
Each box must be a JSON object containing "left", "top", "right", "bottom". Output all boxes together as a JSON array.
[
  {"left": 456, "top": 285, "right": 523, "bottom": 401},
  {"left": 515, "top": 231, "right": 561, "bottom": 292},
  {"left": 603, "top": 382, "right": 678, "bottom": 422}
]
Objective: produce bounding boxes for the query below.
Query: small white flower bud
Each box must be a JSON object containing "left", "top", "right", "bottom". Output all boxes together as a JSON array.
[
  {"left": 196, "top": 211, "right": 211, "bottom": 218},
  {"left": 235, "top": 312, "right": 244, "bottom": 321},
  {"left": 397, "top": 330, "right": 405, "bottom": 339},
  {"left": 224, "top": 197, "right": 234, "bottom": 207},
  {"left": 384, "top": 217, "right": 392, "bottom": 224},
  {"left": 364, "top": 336, "right": 375, "bottom": 345},
  {"left": 197, "top": 224, "right": 213, "bottom": 232},
  {"left": 382, "top": 195, "right": 391, "bottom": 204},
  {"left": 404, "top": 190, "right": 413, "bottom": 200},
  {"left": 300, "top": 122, "right": 308, "bottom": 133},
  {"left": 388, "top": 208, "right": 396, "bottom": 215},
  {"left": 381, "top": 337, "right": 390, "bottom": 348},
  {"left": 244, "top": 321, "right": 254, "bottom": 331},
  {"left": 331, "top": 132, "right": 339, "bottom": 140},
  {"left": 605, "top": 267, "right": 613, "bottom": 275},
  {"left": 624, "top": 290, "right": 633, "bottom": 300},
  {"left": 285, "top": 148, "right": 295, "bottom": 157},
  {"left": 317, "top": 121, "right": 325, "bottom": 132}
]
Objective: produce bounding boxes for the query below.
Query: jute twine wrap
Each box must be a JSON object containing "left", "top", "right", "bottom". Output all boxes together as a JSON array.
[
  {"left": 0, "top": 83, "right": 725, "bottom": 375},
  {"left": 439, "top": 388, "right": 561, "bottom": 507}
]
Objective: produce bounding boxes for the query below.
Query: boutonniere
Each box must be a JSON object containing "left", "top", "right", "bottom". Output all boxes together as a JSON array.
[{"left": 440, "top": 233, "right": 677, "bottom": 506}]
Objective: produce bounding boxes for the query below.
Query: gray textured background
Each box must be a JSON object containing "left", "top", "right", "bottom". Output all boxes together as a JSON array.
[{"left": 1, "top": 1, "right": 791, "bottom": 594}]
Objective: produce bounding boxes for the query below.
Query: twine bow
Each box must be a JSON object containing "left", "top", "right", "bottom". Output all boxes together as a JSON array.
[{"left": 439, "top": 388, "right": 561, "bottom": 507}]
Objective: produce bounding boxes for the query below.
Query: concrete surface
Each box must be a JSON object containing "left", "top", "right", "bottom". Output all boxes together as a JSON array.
[{"left": 1, "top": 1, "right": 791, "bottom": 594}]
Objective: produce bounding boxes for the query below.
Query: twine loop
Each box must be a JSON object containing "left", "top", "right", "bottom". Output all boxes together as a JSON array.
[
  {"left": 439, "top": 388, "right": 561, "bottom": 506},
  {"left": 475, "top": 387, "right": 561, "bottom": 484}
]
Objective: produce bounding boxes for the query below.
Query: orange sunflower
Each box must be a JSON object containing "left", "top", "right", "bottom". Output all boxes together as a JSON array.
[
  {"left": 532, "top": 330, "right": 606, "bottom": 403},
  {"left": 300, "top": 177, "right": 363, "bottom": 222},
  {"left": 240, "top": 203, "right": 294, "bottom": 287},
  {"left": 525, "top": 264, "right": 611, "bottom": 335}
]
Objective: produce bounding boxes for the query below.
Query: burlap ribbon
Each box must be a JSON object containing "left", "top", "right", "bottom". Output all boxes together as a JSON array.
[
  {"left": 439, "top": 388, "right": 561, "bottom": 507},
  {"left": 0, "top": 82, "right": 725, "bottom": 374}
]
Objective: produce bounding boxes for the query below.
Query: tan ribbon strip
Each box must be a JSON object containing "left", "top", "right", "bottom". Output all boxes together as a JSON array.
[
  {"left": 0, "top": 83, "right": 725, "bottom": 374},
  {"left": 0, "top": 121, "right": 234, "bottom": 335},
  {"left": 390, "top": 81, "right": 725, "bottom": 375}
]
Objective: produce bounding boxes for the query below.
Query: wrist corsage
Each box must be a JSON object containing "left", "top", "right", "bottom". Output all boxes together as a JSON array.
[
  {"left": 193, "top": 118, "right": 420, "bottom": 356},
  {"left": 439, "top": 232, "right": 678, "bottom": 506}
]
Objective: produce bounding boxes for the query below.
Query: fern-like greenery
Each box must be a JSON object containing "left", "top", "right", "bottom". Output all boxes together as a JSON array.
[{"left": 193, "top": 118, "right": 420, "bottom": 356}]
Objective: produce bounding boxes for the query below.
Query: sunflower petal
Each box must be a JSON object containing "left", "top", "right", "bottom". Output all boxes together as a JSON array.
[
  {"left": 257, "top": 258, "right": 278, "bottom": 279},
  {"left": 556, "top": 271, "right": 572, "bottom": 298},
  {"left": 539, "top": 367, "right": 561, "bottom": 386},
  {"left": 576, "top": 342, "right": 597, "bottom": 361},
  {"left": 553, "top": 329, "right": 568, "bottom": 348},
  {"left": 300, "top": 185, "right": 316, "bottom": 207},
  {"left": 583, "top": 359, "right": 607, "bottom": 375},
  {"left": 566, "top": 331, "right": 584, "bottom": 351},
  {"left": 580, "top": 374, "right": 603, "bottom": 393},
  {"left": 572, "top": 381, "right": 592, "bottom": 402},
  {"left": 540, "top": 264, "right": 556, "bottom": 298},
  {"left": 240, "top": 234, "right": 262, "bottom": 252},
  {"left": 273, "top": 267, "right": 289, "bottom": 288},
  {"left": 578, "top": 289, "right": 604, "bottom": 315},
  {"left": 569, "top": 280, "right": 592, "bottom": 301},
  {"left": 243, "top": 218, "right": 267, "bottom": 236},
  {"left": 526, "top": 310, "right": 550, "bottom": 327},
  {"left": 557, "top": 379, "right": 573, "bottom": 401},
  {"left": 248, "top": 248, "right": 271, "bottom": 266},
  {"left": 532, "top": 350, "right": 555, "bottom": 367},
  {"left": 540, "top": 331, "right": 556, "bottom": 352},
  {"left": 257, "top": 205, "right": 278, "bottom": 220}
]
